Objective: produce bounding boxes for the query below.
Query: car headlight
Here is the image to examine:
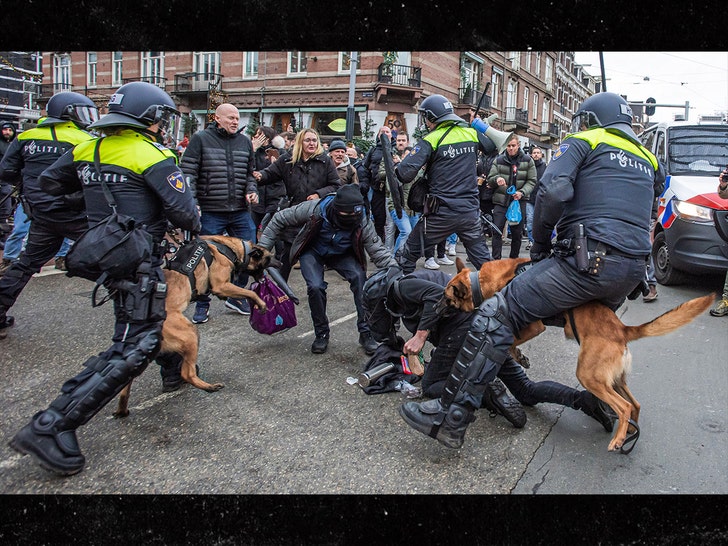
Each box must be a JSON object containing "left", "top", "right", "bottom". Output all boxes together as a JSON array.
[{"left": 674, "top": 199, "right": 714, "bottom": 223}]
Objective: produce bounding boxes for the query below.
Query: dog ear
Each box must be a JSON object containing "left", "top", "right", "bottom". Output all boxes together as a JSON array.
[{"left": 455, "top": 257, "right": 466, "bottom": 272}]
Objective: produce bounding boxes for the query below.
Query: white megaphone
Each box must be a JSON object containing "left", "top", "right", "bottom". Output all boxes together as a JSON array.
[{"left": 471, "top": 114, "right": 515, "bottom": 153}]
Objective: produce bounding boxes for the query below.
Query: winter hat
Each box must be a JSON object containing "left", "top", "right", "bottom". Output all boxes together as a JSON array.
[
  {"left": 328, "top": 139, "right": 347, "bottom": 152},
  {"left": 331, "top": 183, "right": 364, "bottom": 213}
]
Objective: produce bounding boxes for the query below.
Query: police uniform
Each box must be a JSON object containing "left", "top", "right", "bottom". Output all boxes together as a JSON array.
[
  {"left": 0, "top": 121, "right": 94, "bottom": 328},
  {"left": 395, "top": 121, "right": 494, "bottom": 274}
]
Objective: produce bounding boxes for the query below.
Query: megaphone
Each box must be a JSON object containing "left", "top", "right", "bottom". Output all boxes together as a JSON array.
[{"left": 484, "top": 125, "right": 515, "bottom": 153}]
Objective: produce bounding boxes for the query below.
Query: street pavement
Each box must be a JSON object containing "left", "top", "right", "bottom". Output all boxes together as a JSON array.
[{"left": 0, "top": 242, "right": 726, "bottom": 497}]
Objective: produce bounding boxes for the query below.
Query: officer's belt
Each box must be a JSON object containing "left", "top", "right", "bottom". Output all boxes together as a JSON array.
[{"left": 586, "top": 240, "right": 647, "bottom": 259}]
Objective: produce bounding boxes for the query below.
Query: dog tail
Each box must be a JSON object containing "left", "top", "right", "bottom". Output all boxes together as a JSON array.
[{"left": 625, "top": 293, "right": 715, "bottom": 343}]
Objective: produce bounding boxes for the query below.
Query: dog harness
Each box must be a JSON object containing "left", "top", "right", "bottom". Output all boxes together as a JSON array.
[{"left": 166, "top": 239, "right": 253, "bottom": 301}]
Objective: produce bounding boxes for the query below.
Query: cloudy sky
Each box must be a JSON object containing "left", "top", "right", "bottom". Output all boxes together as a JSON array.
[{"left": 573, "top": 52, "right": 728, "bottom": 123}]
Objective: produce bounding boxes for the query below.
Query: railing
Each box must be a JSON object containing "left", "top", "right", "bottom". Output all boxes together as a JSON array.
[
  {"left": 174, "top": 72, "right": 223, "bottom": 94},
  {"left": 122, "top": 75, "right": 167, "bottom": 88},
  {"left": 39, "top": 83, "right": 73, "bottom": 98},
  {"left": 541, "top": 121, "right": 559, "bottom": 137},
  {"left": 505, "top": 107, "right": 529, "bottom": 127},
  {"left": 459, "top": 88, "right": 490, "bottom": 108},
  {"left": 377, "top": 63, "right": 421, "bottom": 87}
]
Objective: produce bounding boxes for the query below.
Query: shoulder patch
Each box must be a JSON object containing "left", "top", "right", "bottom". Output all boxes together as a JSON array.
[
  {"left": 412, "top": 145, "right": 420, "bottom": 155},
  {"left": 152, "top": 142, "right": 168, "bottom": 152},
  {"left": 553, "top": 143, "right": 569, "bottom": 160},
  {"left": 167, "top": 171, "right": 186, "bottom": 193}
]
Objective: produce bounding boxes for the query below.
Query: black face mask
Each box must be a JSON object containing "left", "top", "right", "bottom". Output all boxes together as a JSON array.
[{"left": 329, "top": 204, "right": 363, "bottom": 230}]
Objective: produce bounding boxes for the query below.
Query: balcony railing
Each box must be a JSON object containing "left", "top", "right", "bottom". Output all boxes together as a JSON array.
[
  {"left": 459, "top": 88, "right": 490, "bottom": 108},
  {"left": 505, "top": 107, "right": 529, "bottom": 128},
  {"left": 174, "top": 72, "right": 223, "bottom": 94},
  {"left": 541, "top": 121, "right": 559, "bottom": 138},
  {"left": 377, "top": 63, "right": 421, "bottom": 87},
  {"left": 122, "top": 76, "right": 167, "bottom": 89},
  {"left": 39, "top": 83, "right": 73, "bottom": 98}
]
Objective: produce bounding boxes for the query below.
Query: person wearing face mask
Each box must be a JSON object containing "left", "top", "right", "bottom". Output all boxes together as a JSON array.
[
  {"left": 257, "top": 184, "right": 397, "bottom": 355},
  {"left": 253, "top": 128, "right": 342, "bottom": 281}
]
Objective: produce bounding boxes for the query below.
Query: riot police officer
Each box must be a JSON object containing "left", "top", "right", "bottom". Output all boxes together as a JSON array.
[
  {"left": 0, "top": 92, "right": 98, "bottom": 339},
  {"left": 394, "top": 94, "right": 496, "bottom": 274},
  {"left": 400, "top": 92, "right": 664, "bottom": 450},
  {"left": 9, "top": 82, "right": 201, "bottom": 475}
]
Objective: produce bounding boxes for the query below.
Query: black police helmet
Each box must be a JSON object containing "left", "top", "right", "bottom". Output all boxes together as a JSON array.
[
  {"left": 39, "top": 91, "right": 99, "bottom": 128},
  {"left": 89, "top": 81, "right": 179, "bottom": 133},
  {"left": 570, "top": 92, "right": 637, "bottom": 139},
  {"left": 418, "top": 94, "right": 464, "bottom": 125},
  {"left": 362, "top": 265, "right": 404, "bottom": 343}
]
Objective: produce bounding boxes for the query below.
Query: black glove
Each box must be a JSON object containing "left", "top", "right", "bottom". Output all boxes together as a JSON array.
[{"left": 529, "top": 241, "right": 552, "bottom": 263}]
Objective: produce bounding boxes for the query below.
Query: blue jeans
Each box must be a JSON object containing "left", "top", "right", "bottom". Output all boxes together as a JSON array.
[
  {"left": 525, "top": 202, "right": 535, "bottom": 243},
  {"left": 2, "top": 203, "right": 71, "bottom": 260},
  {"left": 298, "top": 249, "right": 368, "bottom": 338},
  {"left": 389, "top": 210, "right": 420, "bottom": 254},
  {"left": 195, "top": 210, "right": 256, "bottom": 308}
]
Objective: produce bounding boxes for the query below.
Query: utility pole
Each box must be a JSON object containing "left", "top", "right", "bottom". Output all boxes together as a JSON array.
[{"left": 345, "top": 52, "right": 358, "bottom": 142}]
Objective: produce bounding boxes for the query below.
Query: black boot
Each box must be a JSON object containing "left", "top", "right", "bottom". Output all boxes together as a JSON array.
[
  {"left": 577, "top": 391, "right": 616, "bottom": 433},
  {"left": 399, "top": 399, "right": 476, "bottom": 449},
  {"left": 9, "top": 410, "right": 85, "bottom": 476},
  {"left": 481, "top": 377, "right": 527, "bottom": 428}
]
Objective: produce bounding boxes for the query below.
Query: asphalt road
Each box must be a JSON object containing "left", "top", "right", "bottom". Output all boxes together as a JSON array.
[{"left": 0, "top": 244, "right": 726, "bottom": 496}]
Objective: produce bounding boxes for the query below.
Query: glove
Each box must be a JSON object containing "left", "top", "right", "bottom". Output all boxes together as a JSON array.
[{"left": 529, "top": 241, "right": 552, "bottom": 263}]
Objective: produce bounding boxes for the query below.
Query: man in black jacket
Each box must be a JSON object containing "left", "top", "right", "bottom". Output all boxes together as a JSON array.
[
  {"left": 525, "top": 145, "right": 547, "bottom": 249},
  {"left": 180, "top": 103, "right": 258, "bottom": 324},
  {"left": 0, "top": 121, "right": 17, "bottom": 247}
]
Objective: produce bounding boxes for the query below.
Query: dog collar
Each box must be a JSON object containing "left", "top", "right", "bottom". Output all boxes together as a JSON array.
[
  {"left": 469, "top": 270, "right": 484, "bottom": 308},
  {"left": 241, "top": 240, "right": 252, "bottom": 269}
]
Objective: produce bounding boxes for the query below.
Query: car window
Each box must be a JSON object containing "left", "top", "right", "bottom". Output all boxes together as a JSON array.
[{"left": 666, "top": 126, "right": 728, "bottom": 175}]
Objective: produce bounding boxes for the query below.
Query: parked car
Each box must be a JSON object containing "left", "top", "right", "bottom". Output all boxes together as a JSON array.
[{"left": 639, "top": 120, "right": 728, "bottom": 285}]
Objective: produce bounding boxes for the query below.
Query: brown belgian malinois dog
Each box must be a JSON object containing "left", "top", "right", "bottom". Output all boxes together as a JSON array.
[
  {"left": 437, "top": 257, "right": 713, "bottom": 454},
  {"left": 113, "top": 235, "right": 278, "bottom": 417}
]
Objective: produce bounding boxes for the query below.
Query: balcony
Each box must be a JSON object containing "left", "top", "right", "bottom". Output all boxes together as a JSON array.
[
  {"left": 459, "top": 88, "right": 490, "bottom": 108},
  {"left": 375, "top": 63, "right": 423, "bottom": 105},
  {"left": 540, "top": 121, "right": 560, "bottom": 141},
  {"left": 122, "top": 76, "right": 167, "bottom": 89},
  {"left": 504, "top": 107, "right": 529, "bottom": 131},
  {"left": 174, "top": 72, "right": 223, "bottom": 94}
]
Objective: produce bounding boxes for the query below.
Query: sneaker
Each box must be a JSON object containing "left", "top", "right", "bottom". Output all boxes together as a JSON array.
[
  {"left": 311, "top": 335, "right": 329, "bottom": 354},
  {"left": 525, "top": 241, "right": 532, "bottom": 251},
  {"left": 481, "top": 377, "right": 527, "bottom": 428},
  {"left": 192, "top": 304, "right": 210, "bottom": 324},
  {"left": 446, "top": 242, "right": 457, "bottom": 256},
  {"left": 225, "top": 297, "right": 251, "bottom": 315},
  {"left": 436, "top": 255, "right": 454, "bottom": 266},
  {"left": 54, "top": 256, "right": 67, "bottom": 271},
  {"left": 0, "top": 315, "right": 14, "bottom": 340},
  {"left": 359, "top": 331, "right": 378, "bottom": 355},
  {"left": 710, "top": 298, "right": 728, "bottom": 317},
  {"left": 643, "top": 285, "right": 658, "bottom": 302},
  {"left": 424, "top": 257, "right": 440, "bottom": 270}
]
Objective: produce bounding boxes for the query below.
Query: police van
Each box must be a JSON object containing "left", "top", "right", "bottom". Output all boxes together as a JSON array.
[{"left": 639, "top": 119, "right": 728, "bottom": 284}]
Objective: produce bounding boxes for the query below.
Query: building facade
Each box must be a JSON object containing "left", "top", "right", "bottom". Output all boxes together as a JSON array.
[{"left": 28, "top": 51, "right": 598, "bottom": 154}]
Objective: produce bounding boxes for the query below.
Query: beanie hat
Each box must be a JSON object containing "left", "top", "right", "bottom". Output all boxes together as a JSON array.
[
  {"left": 328, "top": 139, "right": 347, "bottom": 152},
  {"left": 331, "top": 183, "right": 364, "bottom": 213}
]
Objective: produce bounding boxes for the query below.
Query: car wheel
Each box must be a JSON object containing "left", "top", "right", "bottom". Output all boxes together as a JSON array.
[{"left": 652, "top": 231, "right": 689, "bottom": 286}]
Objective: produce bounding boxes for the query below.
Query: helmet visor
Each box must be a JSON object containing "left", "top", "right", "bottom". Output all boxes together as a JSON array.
[
  {"left": 570, "top": 110, "right": 601, "bottom": 133},
  {"left": 157, "top": 105, "right": 181, "bottom": 140},
  {"left": 73, "top": 105, "right": 100, "bottom": 128}
]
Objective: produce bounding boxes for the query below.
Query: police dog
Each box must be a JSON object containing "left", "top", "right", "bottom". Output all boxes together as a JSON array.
[
  {"left": 114, "top": 235, "right": 278, "bottom": 417},
  {"left": 438, "top": 257, "right": 714, "bottom": 453}
]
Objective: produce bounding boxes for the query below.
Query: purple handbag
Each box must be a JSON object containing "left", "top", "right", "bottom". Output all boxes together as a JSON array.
[{"left": 249, "top": 276, "right": 297, "bottom": 335}]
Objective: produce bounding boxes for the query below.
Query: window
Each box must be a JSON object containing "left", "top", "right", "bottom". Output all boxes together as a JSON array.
[
  {"left": 510, "top": 52, "right": 520, "bottom": 71},
  {"left": 112, "top": 51, "right": 123, "bottom": 86},
  {"left": 87, "top": 52, "right": 97, "bottom": 88},
  {"left": 534, "top": 52, "right": 541, "bottom": 78},
  {"left": 194, "top": 52, "right": 220, "bottom": 80},
  {"left": 339, "top": 51, "right": 361, "bottom": 73},
  {"left": 461, "top": 53, "right": 483, "bottom": 98},
  {"left": 52, "top": 53, "right": 71, "bottom": 92},
  {"left": 523, "top": 87, "right": 529, "bottom": 109},
  {"left": 533, "top": 93, "right": 539, "bottom": 121},
  {"left": 244, "top": 52, "right": 258, "bottom": 78},
  {"left": 141, "top": 51, "right": 165, "bottom": 87},
  {"left": 491, "top": 69, "right": 501, "bottom": 109},
  {"left": 545, "top": 57, "right": 553, "bottom": 89},
  {"left": 542, "top": 99, "right": 550, "bottom": 125},
  {"left": 288, "top": 51, "right": 307, "bottom": 75},
  {"left": 506, "top": 80, "right": 517, "bottom": 109},
  {"left": 525, "top": 51, "right": 531, "bottom": 72}
]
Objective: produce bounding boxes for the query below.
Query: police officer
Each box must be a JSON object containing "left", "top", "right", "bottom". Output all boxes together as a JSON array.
[
  {"left": 9, "top": 82, "right": 201, "bottom": 475},
  {"left": 0, "top": 92, "right": 98, "bottom": 339},
  {"left": 399, "top": 92, "right": 664, "bottom": 450},
  {"left": 394, "top": 94, "right": 496, "bottom": 274}
]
